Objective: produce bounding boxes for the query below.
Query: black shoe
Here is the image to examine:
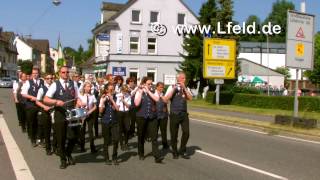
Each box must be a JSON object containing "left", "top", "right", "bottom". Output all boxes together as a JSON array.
[
  {"left": 105, "top": 159, "right": 112, "bottom": 165},
  {"left": 155, "top": 156, "right": 164, "bottom": 163},
  {"left": 180, "top": 152, "right": 190, "bottom": 159},
  {"left": 67, "top": 156, "right": 76, "bottom": 165},
  {"left": 162, "top": 144, "right": 169, "bottom": 150},
  {"left": 113, "top": 159, "right": 119, "bottom": 165},
  {"left": 139, "top": 156, "right": 144, "bottom": 160},
  {"left": 91, "top": 148, "right": 98, "bottom": 154},
  {"left": 46, "top": 150, "right": 53, "bottom": 156},
  {"left": 172, "top": 153, "right": 179, "bottom": 159},
  {"left": 60, "top": 161, "right": 67, "bottom": 169},
  {"left": 31, "top": 142, "right": 37, "bottom": 147}
]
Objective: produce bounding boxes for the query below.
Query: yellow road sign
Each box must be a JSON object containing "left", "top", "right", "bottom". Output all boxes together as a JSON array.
[
  {"left": 295, "top": 43, "right": 304, "bottom": 57},
  {"left": 203, "top": 38, "right": 236, "bottom": 79}
]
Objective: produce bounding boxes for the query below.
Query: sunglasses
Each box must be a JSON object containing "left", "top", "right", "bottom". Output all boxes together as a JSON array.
[
  {"left": 61, "top": 71, "right": 69, "bottom": 74},
  {"left": 45, "top": 77, "right": 53, "bottom": 80}
]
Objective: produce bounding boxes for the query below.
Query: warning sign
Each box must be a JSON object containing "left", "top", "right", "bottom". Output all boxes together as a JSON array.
[
  {"left": 295, "top": 43, "right": 304, "bottom": 57},
  {"left": 286, "top": 10, "right": 315, "bottom": 70},
  {"left": 296, "top": 27, "right": 305, "bottom": 39}
]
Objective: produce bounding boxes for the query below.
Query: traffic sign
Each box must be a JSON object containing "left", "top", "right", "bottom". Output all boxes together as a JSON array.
[
  {"left": 203, "top": 38, "right": 236, "bottom": 79},
  {"left": 286, "top": 11, "right": 315, "bottom": 70}
]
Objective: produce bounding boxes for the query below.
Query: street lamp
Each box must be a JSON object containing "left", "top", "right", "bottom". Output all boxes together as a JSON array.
[{"left": 52, "top": 0, "right": 61, "bottom": 6}]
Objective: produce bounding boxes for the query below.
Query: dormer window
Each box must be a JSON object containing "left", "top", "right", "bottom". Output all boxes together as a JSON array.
[
  {"left": 150, "top": 11, "right": 159, "bottom": 23},
  {"left": 132, "top": 10, "right": 141, "bottom": 24},
  {"left": 178, "top": 13, "right": 186, "bottom": 25}
]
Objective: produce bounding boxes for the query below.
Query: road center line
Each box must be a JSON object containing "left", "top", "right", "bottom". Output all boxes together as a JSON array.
[
  {"left": 196, "top": 150, "right": 288, "bottom": 180},
  {"left": 0, "top": 115, "right": 34, "bottom": 180}
]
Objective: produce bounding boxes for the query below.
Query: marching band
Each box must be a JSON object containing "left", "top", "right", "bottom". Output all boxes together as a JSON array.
[{"left": 12, "top": 66, "right": 193, "bottom": 169}]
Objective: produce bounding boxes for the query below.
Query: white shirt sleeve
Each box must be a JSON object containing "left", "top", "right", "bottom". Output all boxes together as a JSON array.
[
  {"left": 92, "top": 95, "right": 97, "bottom": 104},
  {"left": 36, "top": 88, "right": 44, "bottom": 101},
  {"left": 99, "top": 97, "right": 106, "bottom": 108},
  {"left": 21, "top": 80, "right": 30, "bottom": 95},
  {"left": 73, "top": 81, "right": 79, "bottom": 98},
  {"left": 45, "top": 82, "right": 57, "bottom": 98},
  {"left": 165, "top": 85, "right": 173, "bottom": 97},
  {"left": 12, "top": 81, "right": 19, "bottom": 93}
]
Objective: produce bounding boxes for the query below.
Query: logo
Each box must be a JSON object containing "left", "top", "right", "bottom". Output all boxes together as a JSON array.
[{"left": 151, "top": 23, "right": 167, "bottom": 36}]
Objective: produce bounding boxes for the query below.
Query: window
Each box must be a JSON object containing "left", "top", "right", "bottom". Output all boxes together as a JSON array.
[
  {"left": 150, "top": 11, "right": 159, "bottom": 23},
  {"left": 130, "top": 36, "right": 140, "bottom": 54},
  {"left": 129, "top": 68, "right": 139, "bottom": 81},
  {"left": 147, "top": 68, "right": 157, "bottom": 82},
  {"left": 178, "top": 13, "right": 186, "bottom": 25},
  {"left": 132, "top": 10, "right": 141, "bottom": 23},
  {"left": 147, "top": 37, "right": 157, "bottom": 54}
]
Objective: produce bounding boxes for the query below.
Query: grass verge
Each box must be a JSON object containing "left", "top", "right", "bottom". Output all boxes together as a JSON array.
[
  {"left": 189, "top": 99, "right": 320, "bottom": 120},
  {"left": 189, "top": 111, "right": 320, "bottom": 140}
]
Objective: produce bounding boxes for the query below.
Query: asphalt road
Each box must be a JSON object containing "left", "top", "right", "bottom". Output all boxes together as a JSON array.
[{"left": 1, "top": 88, "right": 320, "bottom": 180}]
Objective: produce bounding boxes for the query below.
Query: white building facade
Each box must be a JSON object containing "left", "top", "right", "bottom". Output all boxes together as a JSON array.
[{"left": 92, "top": 0, "right": 199, "bottom": 83}]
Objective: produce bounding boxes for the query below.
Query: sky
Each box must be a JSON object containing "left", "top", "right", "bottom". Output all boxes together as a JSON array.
[{"left": 0, "top": 0, "right": 319, "bottom": 50}]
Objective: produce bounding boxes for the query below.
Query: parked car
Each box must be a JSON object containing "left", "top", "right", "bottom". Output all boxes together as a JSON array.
[{"left": 0, "top": 77, "right": 13, "bottom": 88}]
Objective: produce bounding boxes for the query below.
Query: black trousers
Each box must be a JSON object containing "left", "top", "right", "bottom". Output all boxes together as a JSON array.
[
  {"left": 157, "top": 117, "right": 168, "bottom": 146},
  {"left": 54, "top": 110, "right": 78, "bottom": 161},
  {"left": 39, "top": 110, "right": 52, "bottom": 151},
  {"left": 129, "top": 108, "right": 136, "bottom": 136},
  {"left": 117, "top": 111, "right": 130, "bottom": 146},
  {"left": 93, "top": 109, "right": 99, "bottom": 137},
  {"left": 80, "top": 113, "right": 95, "bottom": 149},
  {"left": 102, "top": 122, "right": 119, "bottom": 160},
  {"left": 136, "top": 117, "right": 160, "bottom": 158},
  {"left": 25, "top": 107, "right": 39, "bottom": 143},
  {"left": 16, "top": 103, "right": 26, "bottom": 129},
  {"left": 169, "top": 112, "right": 190, "bottom": 154}
]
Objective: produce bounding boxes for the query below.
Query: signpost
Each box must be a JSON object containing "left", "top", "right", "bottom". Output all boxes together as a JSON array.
[
  {"left": 112, "top": 67, "right": 126, "bottom": 76},
  {"left": 286, "top": 9, "right": 315, "bottom": 117},
  {"left": 203, "top": 38, "right": 236, "bottom": 105}
]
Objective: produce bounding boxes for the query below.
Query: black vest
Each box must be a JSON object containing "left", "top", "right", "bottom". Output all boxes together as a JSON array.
[
  {"left": 156, "top": 97, "right": 168, "bottom": 119},
  {"left": 102, "top": 95, "right": 117, "bottom": 125},
  {"left": 25, "top": 79, "right": 44, "bottom": 108},
  {"left": 170, "top": 87, "right": 187, "bottom": 114},
  {"left": 53, "top": 80, "right": 76, "bottom": 110},
  {"left": 136, "top": 92, "right": 156, "bottom": 119}
]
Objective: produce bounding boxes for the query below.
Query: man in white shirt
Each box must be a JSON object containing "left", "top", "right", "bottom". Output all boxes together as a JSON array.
[
  {"left": 21, "top": 68, "right": 44, "bottom": 147},
  {"left": 164, "top": 72, "right": 192, "bottom": 159},
  {"left": 44, "top": 66, "right": 79, "bottom": 169}
]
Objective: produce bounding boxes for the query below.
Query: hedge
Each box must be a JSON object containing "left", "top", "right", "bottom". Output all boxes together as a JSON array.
[{"left": 205, "top": 92, "right": 320, "bottom": 112}]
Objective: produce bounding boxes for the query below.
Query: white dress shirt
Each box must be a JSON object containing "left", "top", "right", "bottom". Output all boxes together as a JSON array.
[
  {"left": 36, "top": 83, "right": 51, "bottom": 101},
  {"left": 116, "top": 92, "right": 131, "bottom": 112},
  {"left": 21, "top": 79, "right": 40, "bottom": 95},
  {"left": 78, "top": 93, "right": 97, "bottom": 110}
]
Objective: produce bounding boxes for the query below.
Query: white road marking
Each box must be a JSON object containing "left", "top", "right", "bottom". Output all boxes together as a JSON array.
[
  {"left": 196, "top": 150, "right": 288, "bottom": 180},
  {"left": 0, "top": 115, "right": 35, "bottom": 180},
  {"left": 191, "top": 118, "right": 268, "bottom": 135},
  {"left": 191, "top": 118, "right": 320, "bottom": 145}
]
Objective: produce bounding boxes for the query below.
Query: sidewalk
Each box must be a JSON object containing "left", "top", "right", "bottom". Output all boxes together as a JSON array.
[{"left": 0, "top": 130, "right": 16, "bottom": 180}]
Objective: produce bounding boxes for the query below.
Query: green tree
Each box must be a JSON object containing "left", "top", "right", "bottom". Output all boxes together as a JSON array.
[
  {"left": 240, "top": 15, "right": 263, "bottom": 42},
  {"left": 57, "top": 58, "right": 66, "bottom": 69},
  {"left": 180, "top": 0, "right": 239, "bottom": 91},
  {"left": 263, "top": 0, "right": 295, "bottom": 42},
  {"left": 18, "top": 60, "right": 33, "bottom": 75},
  {"left": 275, "top": 66, "right": 291, "bottom": 87},
  {"left": 305, "top": 32, "right": 320, "bottom": 86}
]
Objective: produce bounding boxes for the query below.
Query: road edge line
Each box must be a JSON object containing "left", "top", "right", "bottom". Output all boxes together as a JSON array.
[{"left": 0, "top": 115, "right": 35, "bottom": 180}]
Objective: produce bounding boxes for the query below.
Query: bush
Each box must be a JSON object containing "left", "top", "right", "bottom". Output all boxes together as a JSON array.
[{"left": 205, "top": 92, "right": 320, "bottom": 112}]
